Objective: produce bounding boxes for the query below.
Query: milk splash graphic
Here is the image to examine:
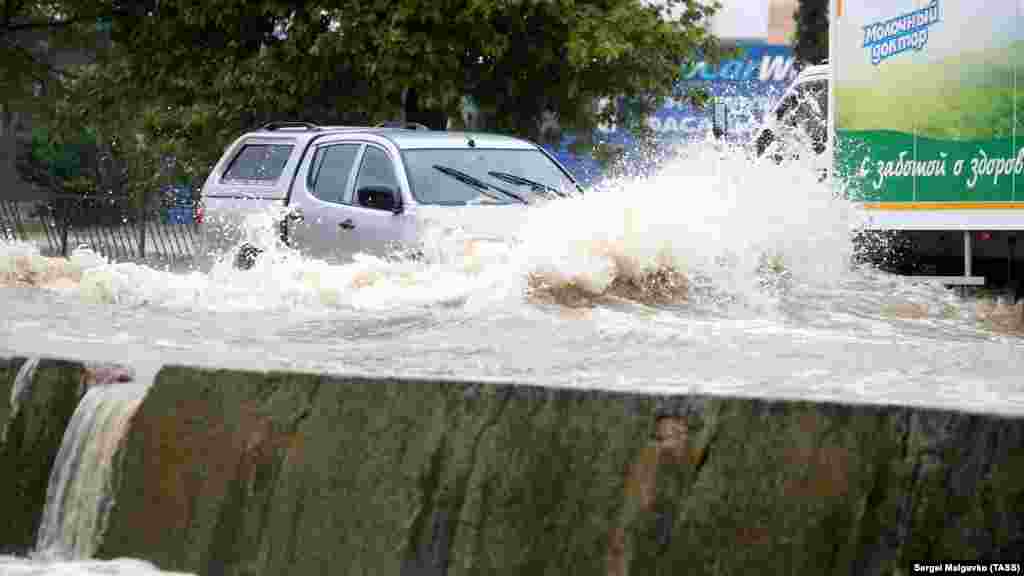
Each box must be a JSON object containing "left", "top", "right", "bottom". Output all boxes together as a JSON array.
[{"left": 0, "top": 142, "right": 859, "bottom": 314}]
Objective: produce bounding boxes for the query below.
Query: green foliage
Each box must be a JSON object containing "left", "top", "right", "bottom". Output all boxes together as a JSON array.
[
  {"left": 7, "top": 0, "right": 726, "bottom": 201},
  {"left": 16, "top": 59, "right": 183, "bottom": 206},
  {"left": 793, "top": 0, "right": 828, "bottom": 66},
  {"left": 16, "top": 126, "right": 95, "bottom": 195},
  {"left": 103, "top": 0, "right": 724, "bottom": 171},
  {"left": 0, "top": 0, "right": 117, "bottom": 109}
]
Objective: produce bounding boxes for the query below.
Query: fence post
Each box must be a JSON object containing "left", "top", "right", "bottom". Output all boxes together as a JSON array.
[
  {"left": 59, "top": 199, "right": 69, "bottom": 257},
  {"left": 0, "top": 201, "right": 12, "bottom": 241},
  {"left": 10, "top": 200, "right": 27, "bottom": 241},
  {"left": 137, "top": 201, "right": 146, "bottom": 258}
]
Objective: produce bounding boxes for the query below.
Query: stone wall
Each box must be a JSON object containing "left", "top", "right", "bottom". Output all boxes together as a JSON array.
[{"left": 2, "top": 356, "right": 1023, "bottom": 573}]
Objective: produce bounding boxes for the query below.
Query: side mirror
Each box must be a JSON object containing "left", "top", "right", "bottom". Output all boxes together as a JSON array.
[
  {"left": 712, "top": 100, "right": 729, "bottom": 139},
  {"left": 356, "top": 185, "right": 401, "bottom": 213}
]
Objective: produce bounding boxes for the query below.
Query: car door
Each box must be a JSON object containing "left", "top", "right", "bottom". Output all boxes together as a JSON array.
[
  {"left": 345, "top": 144, "right": 410, "bottom": 257},
  {"left": 289, "top": 142, "right": 361, "bottom": 262},
  {"left": 290, "top": 141, "right": 408, "bottom": 262}
]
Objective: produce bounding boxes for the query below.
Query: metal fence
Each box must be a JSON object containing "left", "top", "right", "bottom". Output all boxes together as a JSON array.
[{"left": 0, "top": 195, "right": 198, "bottom": 265}]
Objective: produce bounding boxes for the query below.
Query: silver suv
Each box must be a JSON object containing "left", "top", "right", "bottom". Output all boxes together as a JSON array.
[{"left": 197, "top": 122, "right": 581, "bottom": 268}]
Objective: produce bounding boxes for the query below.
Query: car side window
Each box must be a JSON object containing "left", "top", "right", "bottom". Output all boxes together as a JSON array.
[
  {"left": 223, "top": 143, "right": 294, "bottom": 182},
  {"left": 308, "top": 144, "right": 360, "bottom": 204},
  {"left": 353, "top": 146, "right": 399, "bottom": 208}
]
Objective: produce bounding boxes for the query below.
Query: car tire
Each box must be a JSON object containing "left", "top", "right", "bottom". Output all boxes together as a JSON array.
[{"left": 234, "top": 243, "right": 263, "bottom": 270}]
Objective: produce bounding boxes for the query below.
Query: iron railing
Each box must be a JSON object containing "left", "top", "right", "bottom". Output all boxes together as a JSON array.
[{"left": 0, "top": 195, "right": 198, "bottom": 265}]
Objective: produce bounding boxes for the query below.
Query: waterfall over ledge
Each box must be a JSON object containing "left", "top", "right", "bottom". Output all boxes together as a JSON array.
[{"left": 1, "top": 355, "right": 1022, "bottom": 574}]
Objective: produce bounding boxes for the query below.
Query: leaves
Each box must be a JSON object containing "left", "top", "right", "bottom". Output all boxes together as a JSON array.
[{"left": 9, "top": 0, "right": 726, "bottom": 202}]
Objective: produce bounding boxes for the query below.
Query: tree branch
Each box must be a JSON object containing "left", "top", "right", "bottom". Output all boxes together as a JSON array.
[
  {"left": 5, "top": 15, "right": 91, "bottom": 33},
  {"left": 0, "top": 35, "right": 79, "bottom": 83},
  {"left": 2, "top": 5, "right": 132, "bottom": 35},
  {"left": 3, "top": 0, "right": 28, "bottom": 31}
]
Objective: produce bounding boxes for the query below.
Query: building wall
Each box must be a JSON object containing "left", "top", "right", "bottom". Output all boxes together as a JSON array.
[
  {"left": 768, "top": 0, "right": 798, "bottom": 45},
  {"left": 712, "top": 0, "right": 797, "bottom": 45}
]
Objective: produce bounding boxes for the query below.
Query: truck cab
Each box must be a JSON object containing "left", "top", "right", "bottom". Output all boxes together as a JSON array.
[{"left": 752, "top": 63, "right": 831, "bottom": 166}]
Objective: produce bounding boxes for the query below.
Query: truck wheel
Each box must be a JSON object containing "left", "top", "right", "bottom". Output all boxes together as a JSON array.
[
  {"left": 852, "top": 230, "right": 917, "bottom": 273},
  {"left": 755, "top": 130, "right": 775, "bottom": 157},
  {"left": 234, "top": 243, "right": 263, "bottom": 270}
]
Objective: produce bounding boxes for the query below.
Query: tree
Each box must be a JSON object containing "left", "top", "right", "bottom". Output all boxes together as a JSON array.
[
  {"left": 9, "top": 0, "right": 725, "bottom": 210},
  {"left": 793, "top": 0, "right": 828, "bottom": 66},
  {"left": 459, "top": 0, "right": 726, "bottom": 140},
  {"left": 1, "top": 1, "right": 127, "bottom": 204},
  {"left": 95, "top": 0, "right": 724, "bottom": 171},
  {"left": 0, "top": 0, "right": 122, "bottom": 108}
]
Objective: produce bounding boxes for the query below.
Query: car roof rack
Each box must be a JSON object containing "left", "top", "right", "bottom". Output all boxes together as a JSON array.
[
  {"left": 375, "top": 121, "right": 431, "bottom": 131},
  {"left": 262, "top": 121, "right": 321, "bottom": 131}
]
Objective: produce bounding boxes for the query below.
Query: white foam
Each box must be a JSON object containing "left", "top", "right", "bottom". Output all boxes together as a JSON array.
[
  {"left": 35, "top": 381, "right": 149, "bottom": 561},
  {"left": 0, "top": 556, "right": 195, "bottom": 576},
  {"left": 0, "top": 141, "right": 860, "bottom": 314},
  {"left": 519, "top": 141, "right": 856, "bottom": 305}
]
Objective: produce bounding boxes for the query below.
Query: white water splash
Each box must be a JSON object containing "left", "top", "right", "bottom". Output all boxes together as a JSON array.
[
  {"left": 34, "top": 381, "right": 149, "bottom": 560},
  {"left": 0, "top": 142, "right": 861, "bottom": 314},
  {"left": 2, "top": 358, "right": 40, "bottom": 443},
  {"left": 0, "top": 555, "right": 195, "bottom": 576},
  {"left": 519, "top": 141, "right": 856, "bottom": 306},
  {"left": 0, "top": 242, "right": 107, "bottom": 291}
]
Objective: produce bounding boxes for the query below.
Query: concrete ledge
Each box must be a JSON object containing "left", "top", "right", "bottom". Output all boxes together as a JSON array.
[
  {"left": 101, "top": 365, "right": 1024, "bottom": 574},
  {"left": 3, "top": 358, "right": 1023, "bottom": 573}
]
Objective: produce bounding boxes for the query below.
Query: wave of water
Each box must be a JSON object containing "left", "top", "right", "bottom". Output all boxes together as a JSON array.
[
  {"left": 2, "top": 140, "right": 1024, "bottom": 574},
  {"left": 0, "top": 142, "right": 861, "bottom": 314},
  {"left": 3, "top": 141, "right": 1022, "bottom": 343}
]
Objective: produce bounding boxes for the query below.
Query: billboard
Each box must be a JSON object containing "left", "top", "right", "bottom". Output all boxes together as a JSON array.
[
  {"left": 597, "top": 41, "right": 799, "bottom": 146},
  {"left": 545, "top": 41, "right": 798, "bottom": 184},
  {"left": 834, "top": 0, "right": 1024, "bottom": 205}
]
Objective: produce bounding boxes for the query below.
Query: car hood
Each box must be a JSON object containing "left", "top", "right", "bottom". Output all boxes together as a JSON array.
[{"left": 410, "top": 204, "right": 530, "bottom": 243}]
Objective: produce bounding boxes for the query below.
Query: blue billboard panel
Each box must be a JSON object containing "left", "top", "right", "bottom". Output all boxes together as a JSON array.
[
  {"left": 602, "top": 42, "right": 798, "bottom": 146},
  {"left": 545, "top": 42, "right": 798, "bottom": 184}
]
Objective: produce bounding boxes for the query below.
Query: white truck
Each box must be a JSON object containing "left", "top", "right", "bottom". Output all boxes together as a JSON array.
[{"left": 749, "top": 0, "right": 1024, "bottom": 288}]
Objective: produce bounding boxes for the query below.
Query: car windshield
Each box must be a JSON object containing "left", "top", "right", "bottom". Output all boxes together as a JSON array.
[{"left": 401, "top": 148, "right": 577, "bottom": 205}]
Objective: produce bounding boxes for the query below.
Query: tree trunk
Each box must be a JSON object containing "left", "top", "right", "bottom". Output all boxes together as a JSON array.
[
  {"left": 403, "top": 88, "right": 449, "bottom": 130},
  {"left": 0, "top": 103, "right": 9, "bottom": 137},
  {"left": 0, "top": 104, "right": 14, "bottom": 198}
]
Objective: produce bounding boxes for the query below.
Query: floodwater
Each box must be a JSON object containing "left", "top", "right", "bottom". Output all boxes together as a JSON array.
[{"left": 2, "top": 143, "right": 1024, "bottom": 574}]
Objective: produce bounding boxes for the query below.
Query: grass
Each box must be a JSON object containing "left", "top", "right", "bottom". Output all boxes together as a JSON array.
[
  {"left": 19, "top": 221, "right": 49, "bottom": 237},
  {"left": 837, "top": 41, "right": 1023, "bottom": 141},
  {"left": 837, "top": 85, "right": 1016, "bottom": 141}
]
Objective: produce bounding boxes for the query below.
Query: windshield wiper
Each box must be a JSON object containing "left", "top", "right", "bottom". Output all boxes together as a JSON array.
[
  {"left": 432, "top": 165, "right": 528, "bottom": 205},
  {"left": 487, "top": 171, "right": 567, "bottom": 198}
]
